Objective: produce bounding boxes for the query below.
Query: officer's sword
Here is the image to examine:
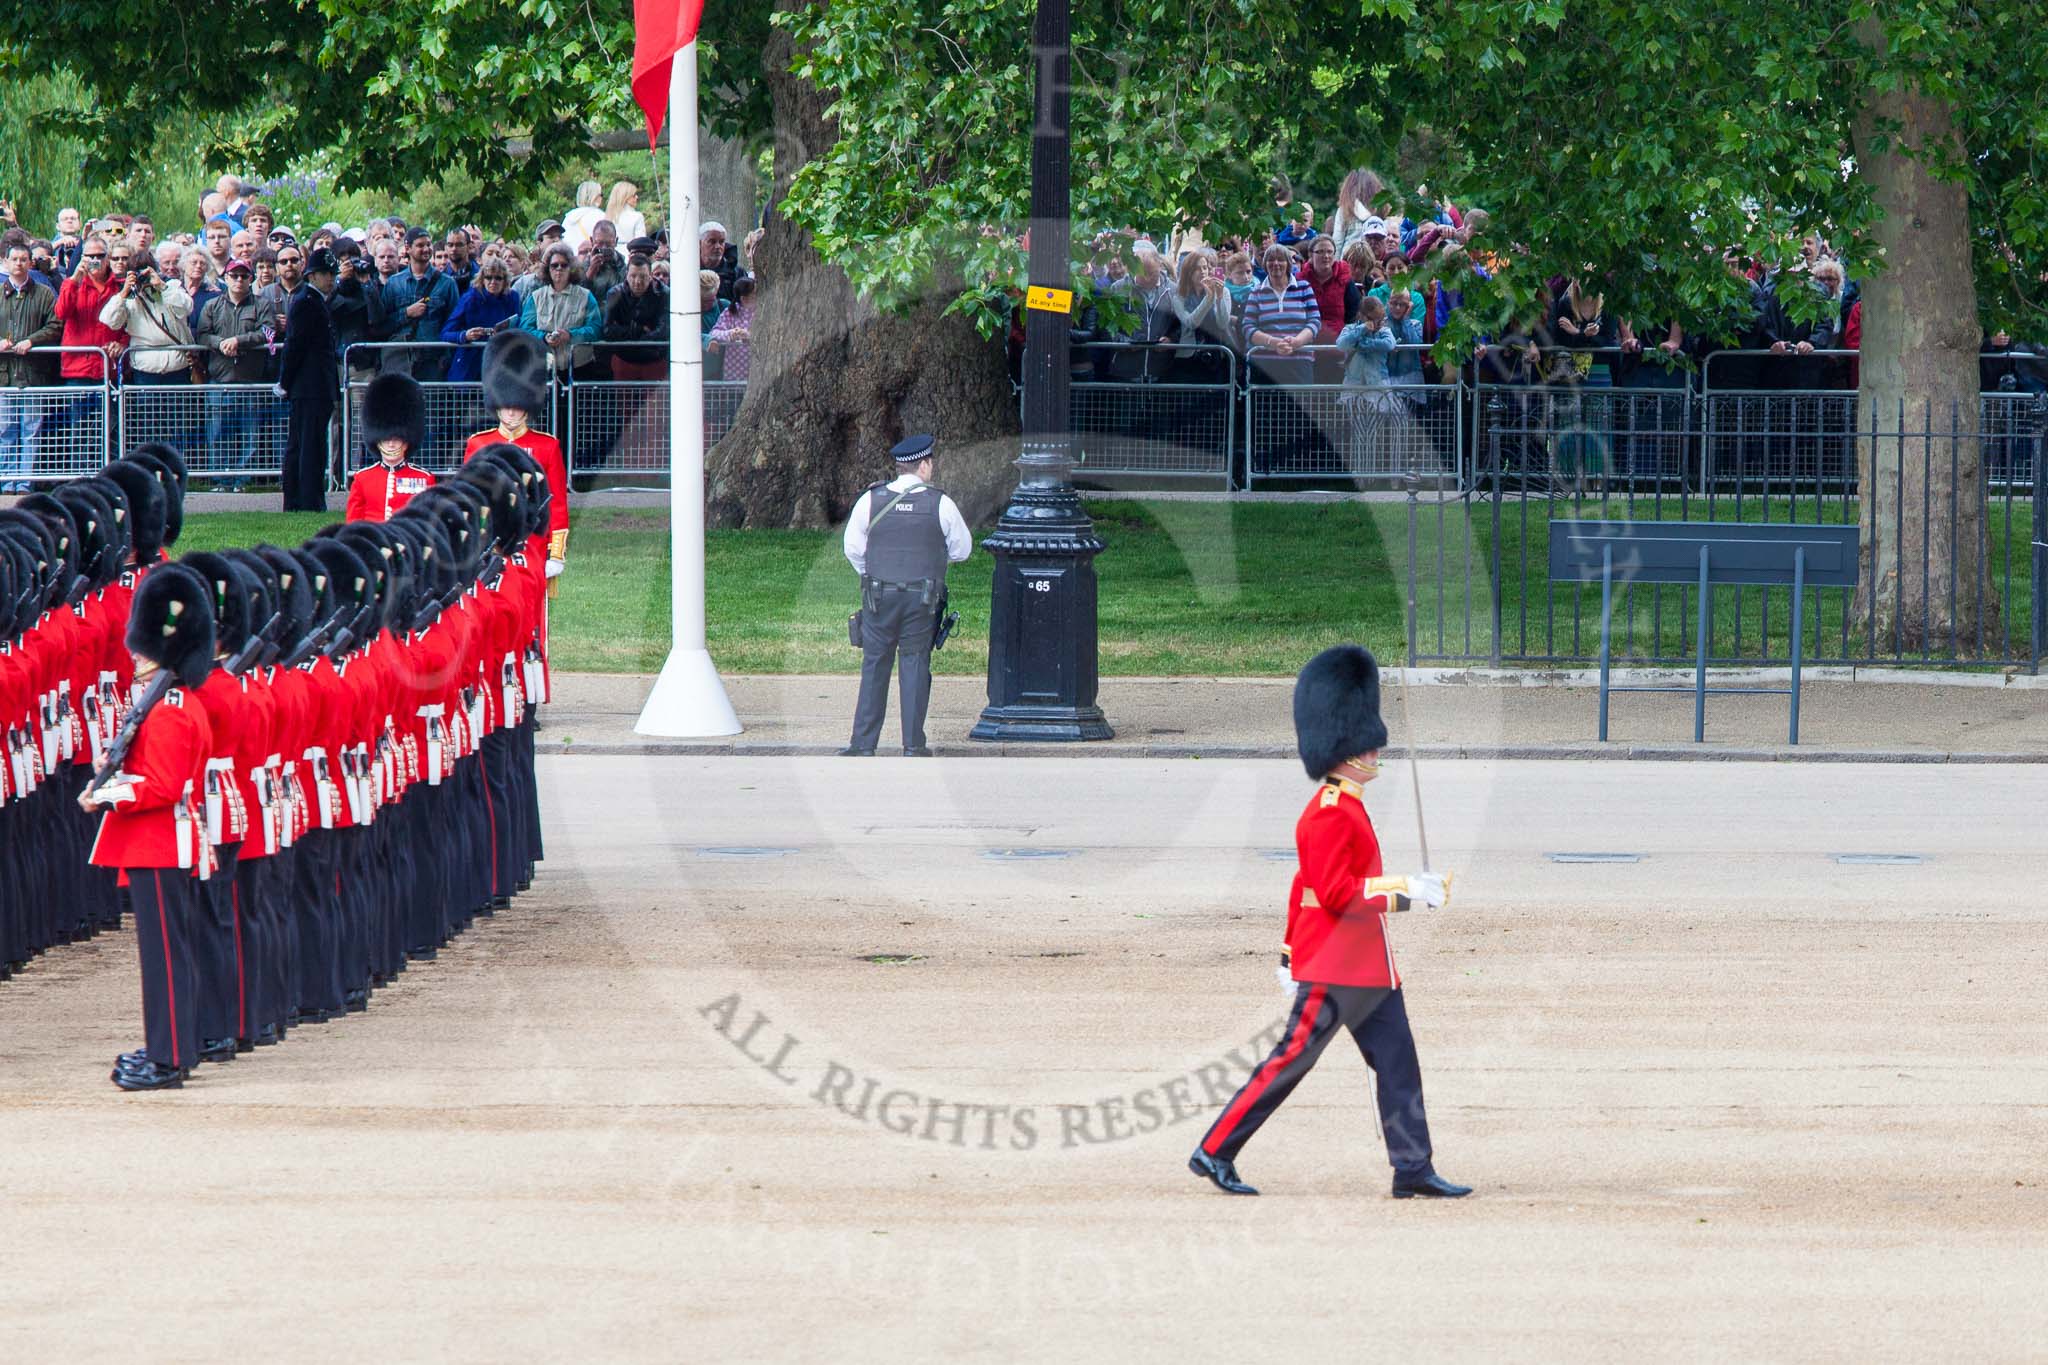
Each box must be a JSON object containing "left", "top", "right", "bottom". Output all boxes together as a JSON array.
[{"left": 1395, "top": 664, "right": 1430, "bottom": 873}]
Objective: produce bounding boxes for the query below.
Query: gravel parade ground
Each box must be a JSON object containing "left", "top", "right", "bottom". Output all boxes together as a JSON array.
[{"left": 2, "top": 754, "right": 2043, "bottom": 1360}]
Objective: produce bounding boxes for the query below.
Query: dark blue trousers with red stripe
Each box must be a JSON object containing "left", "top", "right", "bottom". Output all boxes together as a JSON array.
[
  {"left": 1200, "top": 982, "right": 1434, "bottom": 1177},
  {"left": 128, "top": 867, "right": 201, "bottom": 1071}
]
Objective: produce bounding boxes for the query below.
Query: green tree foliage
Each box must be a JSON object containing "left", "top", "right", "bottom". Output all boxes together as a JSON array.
[
  {"left": 776, "top": 0, "right": 1386, "bottom": 324},
  {"left": 0, "top": 0, "right": 767, "bottom": 227}
]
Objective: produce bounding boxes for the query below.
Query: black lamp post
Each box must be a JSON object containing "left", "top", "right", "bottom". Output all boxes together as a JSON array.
[{"left": 970, "top": 0, "right": 1113, "bottom": 743}]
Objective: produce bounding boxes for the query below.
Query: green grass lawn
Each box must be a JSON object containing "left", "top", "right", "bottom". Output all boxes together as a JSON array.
[{"left": 174, "top": 496, "right": 2037, "bottom": 674}]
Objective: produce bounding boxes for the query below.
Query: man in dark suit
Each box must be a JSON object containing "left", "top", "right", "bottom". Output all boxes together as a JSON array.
[{"left": 276, "top": 247, "right": 340, "bottom": 510}]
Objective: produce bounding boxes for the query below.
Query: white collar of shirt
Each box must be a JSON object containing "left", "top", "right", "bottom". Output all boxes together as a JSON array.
[{"left": 885, "top": 473, "right": 926, "bottom": 492}]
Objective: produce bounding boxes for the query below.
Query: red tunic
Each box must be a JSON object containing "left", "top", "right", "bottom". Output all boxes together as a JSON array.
[
  {"left": 464, "top": 426, "right": 569, "bottom": 540},
  {"left": 344, "top": 461, "right": 437, "bottom": 523},
  {"left": 190, "top": 666, "right": 258, "bottom": 847},
  {"left": 1285, "top": 778, "right": 1404, "bottom": 989},
  {"left": 89, "top": 684, "right": 213, "bottom": 872}
]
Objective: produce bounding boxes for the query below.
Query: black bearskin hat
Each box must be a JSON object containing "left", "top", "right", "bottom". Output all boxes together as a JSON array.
[
  {"left": 474, "top": 441, "right": 550, "bottom": 536},
  {"left": 398, "top": 509, "right": 456, "bottom": 606},
  {"left": 52, "top": 482, "right": 121, "bottom": 590},
  {"left": 123, "top": 450, "right": 185, "bottom": 548},
  {"left": 76, "top": 474, "right": 133, "bottom": 568},
  {"left": 224, "top": 548, "right": 283, "bottom": 660},
  {"left": 453, "top": 456, "right": 524, "bottom": 554},
  {"left": 102, "top": 461, "right": 167, "bottom": 564},
  {"left": 179, "top": 551, "right": 258, "bottom": 661},
  {"left": 362, "top": 371, "right": 427, "bottom": 462},
  {"left": 14, "top": 494, "right": 85, "bottom": 604},
  {"left": 301, "top": 537, "right": 372, "bottom": 643},
  {"left": 256, "top": 544, "right": 319, "bottom": 643},
  {"left": 1293, "top": 644, "right": 1389, "bottom": 780},
  {"left": 129, "top": 441, "right": 189, "bottom": 492},
  {"left": 0, "top": 510, "right": 60, "bottom": 613},
  {"left": 126, "top": 562, "right": 217, "bottom": 687},
  {"left": 480, "top": 328, "right": 548, "bottom": 416},
  {"left": 408, "top": 487, "right": 484, "bottom": 582},
  {"left": 0, "top": 533, "right": 29, "bottom": 638},
  {"left": 336, "top": 522, "right": 403, "bottom": 634}
]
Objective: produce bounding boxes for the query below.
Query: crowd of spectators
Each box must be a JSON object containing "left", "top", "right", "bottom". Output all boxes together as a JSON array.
[
  {"left": 0, "top": 176, "right": 761, "bottom": 490},
  {"left": 1032, "top": 167, "right": 2046, "bottom": 413}
]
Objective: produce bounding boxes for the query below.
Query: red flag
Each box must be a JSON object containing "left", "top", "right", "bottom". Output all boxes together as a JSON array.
[{"left": 632, "top": 0, "right": 707, "bottom": 148}]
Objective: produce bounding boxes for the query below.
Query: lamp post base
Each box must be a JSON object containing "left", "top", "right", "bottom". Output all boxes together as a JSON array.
[{"left": 970, "top": 470, "right": 1113, "bottom": 743}]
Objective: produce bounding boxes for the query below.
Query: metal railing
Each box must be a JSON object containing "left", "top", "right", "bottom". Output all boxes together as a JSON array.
[
  {"left": 1244, "top": 344, "right": 1461, "bottom": 486},
  {"left": 1054, "top": 341, "right": 1236, "bottom": 486},
  {"left": 119, "top": 346, "right": 289, "bottom": 478},
  {"left": 1402, "top": 396, "right": 2046, "bottom": 672},
  {"left": 0, "top": 346, "right": 113, "bottom": 484}
]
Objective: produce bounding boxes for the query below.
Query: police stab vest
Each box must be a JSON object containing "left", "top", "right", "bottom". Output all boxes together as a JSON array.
[{"left": 862, "top": 481, "right": 948, "bottom": 585}]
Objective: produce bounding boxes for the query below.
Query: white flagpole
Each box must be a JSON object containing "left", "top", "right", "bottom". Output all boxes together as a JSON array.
[{"left": 635, "top": 38, "right": 741, "bottom": 737}]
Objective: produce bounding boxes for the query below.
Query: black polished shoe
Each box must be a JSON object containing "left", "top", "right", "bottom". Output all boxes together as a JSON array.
[
  {"left": 199, "top": 1038, "right": 239, "bottom": 1064},
  {"left": 343, "top": 988, "right": 370, "bottom": 1014},
  {"left": 297, "top": 1007, "right": 335, "bottom": 1025},
  {"left": 252, "top": 1024, "right": 282, "bottom": 1047},
  {"left": 408, "top": 945, "right": 438, "bottom": 962},
  {"left": 837, "top": 746, "right": 875, "bottom": 757},
  {"left": 1391, "top": 1170, "right": 1472, "bottom": 1199},
  {"left": 1188, "top": 1150, "right": 1259, "bottom": 1195},
  {"left": 903, "top": 746, "right": 934, "bottom": 757},
  {"left": 112, "top": 1059, "right": 186, "bottom": 1091},
  {"left": 235, "top": 1036, "right": 255, "bottom": 1054}
]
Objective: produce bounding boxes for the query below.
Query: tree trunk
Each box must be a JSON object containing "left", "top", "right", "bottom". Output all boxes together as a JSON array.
[
  {"left": 705, "top": 0, "right": 1021, "bottom": 530},
  {"left": 1851, "top": 22, "right": 1998, "bottom": 655}
]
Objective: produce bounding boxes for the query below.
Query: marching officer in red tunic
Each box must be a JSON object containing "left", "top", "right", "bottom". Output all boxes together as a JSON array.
[
  {"left": 345, "top": 372, "right": 437, "bottom": 523},
  {"left": 1189, "top": 645, "right": 1471, "bottom": 1199},
  {"left": 464, "top": 330, "right": 569, "bottom": 593},
  {"left": 80, "top": 563, "right": 218, "bottom": 1092}
]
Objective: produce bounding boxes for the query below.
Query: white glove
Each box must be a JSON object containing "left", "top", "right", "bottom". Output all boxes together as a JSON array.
[
  {"left": 1406, "top": 871, "right": 1450, "bottom": 909},
  {"left": 544, "top": 558, "right": 564, "bottom": 579}
]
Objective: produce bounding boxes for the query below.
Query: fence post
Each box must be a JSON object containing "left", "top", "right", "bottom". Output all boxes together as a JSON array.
[{"left": 2033, "top": 391, "right": 2047, "bottom": 673}]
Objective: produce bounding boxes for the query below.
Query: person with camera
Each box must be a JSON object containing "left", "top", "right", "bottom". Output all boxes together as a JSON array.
[
  {"left": 99, "top": 251, "right": 195, "bottom": 385},
  {"left": 55, "top": 233, "right": 126, "bottom": 385},
  {"left": 0, "top": 240, "right": 61, "bottom": 490},
  {"left": 382, "top": 227, "right": 459, "bottom": 381},
  {"left": 839, "top": 434, "right": 972, "bottom": 758},
  {"left": 197, "top": 259, "right": 271, "bottom": 480},
  {"left": 327, "top": 240, "right": 390, "bottom": 383}
]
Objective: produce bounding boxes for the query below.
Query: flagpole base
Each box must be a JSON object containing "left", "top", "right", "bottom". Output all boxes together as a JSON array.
[{"left": 633, "top": 647, "right": 742, "bottom": 737}]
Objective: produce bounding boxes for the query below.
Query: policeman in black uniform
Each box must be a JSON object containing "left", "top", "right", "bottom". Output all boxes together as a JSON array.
[{"left": 840, "top": 434, "right": 972, "bottom": 757}]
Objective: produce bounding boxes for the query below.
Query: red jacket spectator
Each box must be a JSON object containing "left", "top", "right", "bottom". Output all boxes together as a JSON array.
[
  {"left": 1294, "top": 253, "right": 1351, "bottom": 344},
  {"left": 55, "top": 266, "right": 125, "bottom": 381}
]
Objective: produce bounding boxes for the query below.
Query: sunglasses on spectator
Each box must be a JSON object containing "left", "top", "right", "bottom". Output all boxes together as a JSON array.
[
  {"left": 549, "top": 262, "right": 570, "bottom": 270},
  {"left": 83, "top": 251, "right": 108, "bottom": 260},
  {"left": 278, "top": 253, "right": 303, "bottom": 263}
]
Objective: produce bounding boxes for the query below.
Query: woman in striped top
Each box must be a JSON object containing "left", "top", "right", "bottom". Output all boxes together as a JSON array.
[{"left": 1239, "top": 244, "right": 1320, "bottom": 355}]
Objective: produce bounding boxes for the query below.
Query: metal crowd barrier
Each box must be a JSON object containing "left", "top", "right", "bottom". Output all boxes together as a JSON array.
[
  {"left": 1699, "top": 349, "right": 2043, "bottom": 489},
  {"left": 119, "top": 346, "right": 290, "bottom": 479},
  {"left": 0, "top": 345, "right": 115, "bottom": 484},
  {"left": 1244, "top": 345, "right": 1459, "bottom": 487},
  {"left": 1056, "top": 341, "right": 1236, "bottom": 486},
  {"left": 563, "top": 368, "right": 747, "bottom": 477},
  {"left": 340, "top": 342, "right": 494, "bottom": 476},
  {"left": 1472, "top": 379, "right": 1693, "bottom": 494}
]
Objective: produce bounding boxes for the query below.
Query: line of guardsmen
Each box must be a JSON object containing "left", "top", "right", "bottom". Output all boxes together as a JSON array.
[{"left": 0, "top": 420, "right": 563, "bottom": 1090}]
